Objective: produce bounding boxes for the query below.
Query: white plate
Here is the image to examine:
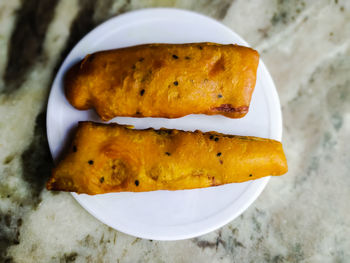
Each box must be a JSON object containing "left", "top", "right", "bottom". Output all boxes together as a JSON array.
[{"left": 47, "top": 8, "right": 282, "bottom": 240}]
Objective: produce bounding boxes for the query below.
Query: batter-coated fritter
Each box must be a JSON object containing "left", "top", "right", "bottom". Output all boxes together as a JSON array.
[
  {"left": 65, "top": 43, "right": 259, "bottom": 120},
  {"left": 47, "top": 122, "right": 287, "bottom": 195}
]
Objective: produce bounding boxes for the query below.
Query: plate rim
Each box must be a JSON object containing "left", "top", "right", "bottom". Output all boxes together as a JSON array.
[{"left": 46, "top": 7, "right": 281, "bottom": 240}]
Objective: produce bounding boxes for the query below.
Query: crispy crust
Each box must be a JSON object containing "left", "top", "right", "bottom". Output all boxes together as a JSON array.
[
  {"left": 47, "top": 122, "right": 288, "bottom": 195},
  {"left": 64, "top": 43, "right": 259, "bottom": 120}
]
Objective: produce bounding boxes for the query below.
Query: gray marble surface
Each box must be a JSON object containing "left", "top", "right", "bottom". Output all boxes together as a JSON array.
[{"left": 0, "top": 0, "right": 349, "bottom": 262}]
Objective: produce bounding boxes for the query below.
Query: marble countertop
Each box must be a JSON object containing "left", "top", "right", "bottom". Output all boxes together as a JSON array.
[{"left": 0, "top": 0, "right": 349, "bottom": 262}]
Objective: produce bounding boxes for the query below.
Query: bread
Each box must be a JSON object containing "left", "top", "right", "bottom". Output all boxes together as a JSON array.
[
  {"left": 46, "top": 122, "right": 287, "bottom": 195},
  {"left": 65, "top": 43, "right": 259, "bottom": 120}
]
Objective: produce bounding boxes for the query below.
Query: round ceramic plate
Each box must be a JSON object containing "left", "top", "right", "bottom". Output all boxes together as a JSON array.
[{"left": 47, "top": 8, "right": 282, "bottom": 240}]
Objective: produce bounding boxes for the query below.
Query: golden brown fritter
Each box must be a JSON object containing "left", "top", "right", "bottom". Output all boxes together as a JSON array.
[
  {"left": 65, "top": 43, "right": 259, "bottom": 120},
  {"left": 47, "top": 122, "right": 288, "bottom": 195}
]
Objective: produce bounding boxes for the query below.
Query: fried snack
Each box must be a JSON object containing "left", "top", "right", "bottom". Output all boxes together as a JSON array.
[
  {"left": 65, "top": 43, "right": 259, "bottom": 120},
  {"left": 47, "top": 122, "right": 287, "bottom": 195}
]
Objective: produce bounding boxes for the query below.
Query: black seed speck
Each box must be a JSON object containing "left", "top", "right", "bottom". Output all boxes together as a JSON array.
[
  {"left": 185, "top": 56, "right": 190, "bottom": 60},
  {"left": 88, "top": 160, "right": 94, "bottom": 165},
  {"left": 218, "top": 94, "right": 223, "bottom": 98},
  {"left": 215, "top": 138, "right": 219, "bottom": 142},
  {"left": 199, "top": 46, "right": 203, "bottom": 50},
  {"left": 112, "top": 165, "right": 116, "bottom": 169},
  {"left": 172, "top": 54, "right": 178, "bottom": 59},
  {"left": 210, "top": 135, "right": 214, "bottom": 140},
  {"left": 136, "top": 111, "right": 141, "bottom": 115},
  {"left": 139, "top": 58, "right": 144, "bottom": 62},
  {"left": 132, "top": 65, "right": 136, "bottom": 69},
  {"left": 220, "top": 160, "right": 223, "bottom": 164},
  {"left": 73, "top": 145, "right": 77, "bottom": 152},
  {"left": 100, "top": 177, "right": 104, "bottom": 183},
  {"left": 165, "top": 152, "right": 171, "bottom": 156},
  {"left": 173, "top": 81, "right": 178, "bottom": 86},
  {"left": 7, "top": 195, "right": 10, "bottom": 198},
  {"left": 135, "top": 180, "right": 139, "bottom": 186},
  {"left": 140, "top": 89, "right": 145, "bottom": 96},
  {"left": 217, "top": 152, "right": 222, "bottom": 157},
  {"left": 249, "top": 174, "right": 253, "bottom": 177}
]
